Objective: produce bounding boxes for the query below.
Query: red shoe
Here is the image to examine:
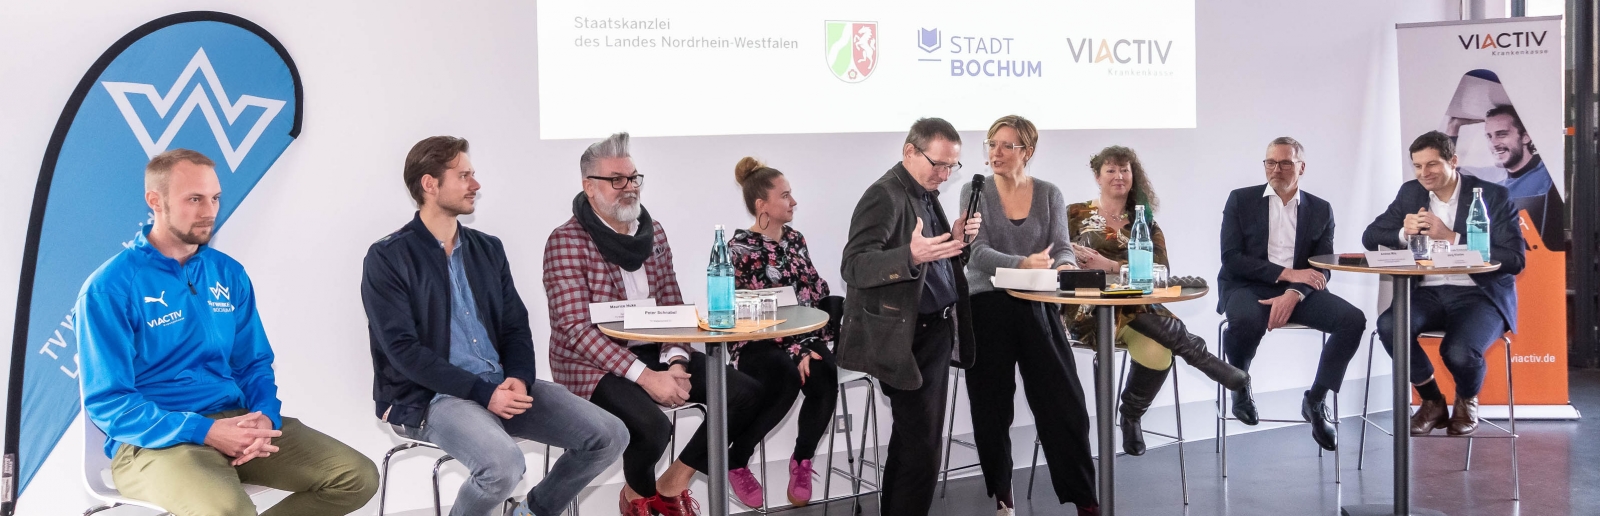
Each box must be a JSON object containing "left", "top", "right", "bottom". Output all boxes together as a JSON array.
[
  {"left": 648, "top": 490, "right": 701, "bottom": 516},
  {"left": 619, "top": 489, "right": 652, "bottom": 516}
]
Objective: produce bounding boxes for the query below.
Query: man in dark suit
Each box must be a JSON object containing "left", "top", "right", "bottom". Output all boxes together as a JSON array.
[
  {"left": 1217, "top": 137, "right": 1367, "bottom": 451},
  {"left": 837, "top": 117, "right": 981, "bottom": 516},
  {"left": 1363, "top": 131, "right": 1525, "bottom": 436}
]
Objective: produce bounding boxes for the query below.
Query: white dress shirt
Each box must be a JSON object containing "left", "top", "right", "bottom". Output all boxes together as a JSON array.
[
  {"left": 1398, "top": 180, "right": 1475, "bottom": 287},
  {"left": 603, "top": 215, "right": 692, "bottom": 382},
  {"left": 1264, "top": 187, "right": 1305, "bottom": 299}
]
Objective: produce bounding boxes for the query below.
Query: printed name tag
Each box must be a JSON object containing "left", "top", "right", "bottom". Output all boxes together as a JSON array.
[
  {"left": 1433, "top": 250, "right": 1486, "bottom": 267},
  {"left": 624, "top": 305, "right": 700, "bottom": 329},
  {"left": 1363, "top": 250, "right": 1416, "bottom": 268},
  {"left": 742, "top": 285, "right": 800, "bottom": 306},
  {"left": 589, "top": 298, "right": 656, "bottom": 324}
]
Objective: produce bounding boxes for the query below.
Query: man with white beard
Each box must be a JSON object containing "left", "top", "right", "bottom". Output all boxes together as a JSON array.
[{"left": 543, "top": 132, "right": 764, "bottom": 516}]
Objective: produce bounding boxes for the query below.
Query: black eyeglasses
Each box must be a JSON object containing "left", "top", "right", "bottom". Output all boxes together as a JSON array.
[
  {"left": 1263, "top": 160, "right": 1301, "bottom": 171},
  {"left": 917, "top": 149, "right": 963, "bottom": 174},
  {"left": 585, "top": 174, "right": 644, "bottom": 189}
]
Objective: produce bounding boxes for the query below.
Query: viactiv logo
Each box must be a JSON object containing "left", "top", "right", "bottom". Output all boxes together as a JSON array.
[
  {"left": 825, "top": 20, "right": 878, "bottom": 83},
  {"left": 1458, "top": 30, "right": 1549, "bottom": 50},
  {"left": 1, "top": 12, "right": 301, "bottom": 511}
]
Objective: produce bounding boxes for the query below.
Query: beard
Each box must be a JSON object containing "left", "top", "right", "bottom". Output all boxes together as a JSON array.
[
  {"left": 167, "top": 219, "right": 214, "bottom": 245},
  {"left": 160, "top": 200, "right": 214, "bottom": 245},
  {"left": 1493, "top": 143, "right": 1525, "bottom": 169},
  {"left": 437, "top": 192, "right": 477, "bottom": 216},
  {"left": 596, "top": 191, "right": 642, "bottom": 223}
]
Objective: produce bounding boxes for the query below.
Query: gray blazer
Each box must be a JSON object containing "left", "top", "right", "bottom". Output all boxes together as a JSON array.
[{"left": 836, "top": 163, "right": 976, "bottom": 391}]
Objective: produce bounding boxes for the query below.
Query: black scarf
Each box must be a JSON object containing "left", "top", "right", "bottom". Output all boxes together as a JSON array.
[{"left": 573, "top": 193, "right": 654, "bottom": 271}]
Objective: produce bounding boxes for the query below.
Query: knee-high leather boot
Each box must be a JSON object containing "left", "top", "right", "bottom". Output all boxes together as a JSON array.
[
  {"left": 1119, "top": 361, "right": 1168, "bottom": 456},
  {"left": 1126, "top": 313, "right": 1250, "bottom": 391}
]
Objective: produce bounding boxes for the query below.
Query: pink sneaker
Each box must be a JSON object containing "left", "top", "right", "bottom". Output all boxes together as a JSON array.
[
  {"left": 787, "top": 459, "right": 814, "bottom": 506},
  {"left": 728, "top": 467, "right": 765, "bottom": 508}
]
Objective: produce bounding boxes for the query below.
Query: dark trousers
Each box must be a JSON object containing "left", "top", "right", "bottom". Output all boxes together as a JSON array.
[
  {"left": 729, "top": 341, "right": 839, "bottom": 465},
  {"left": 966, "top": 292, "right": 1097, "bottom": 507},
  {"left": 878, "top": 314, "right": 955, "bottom": 516},
  {"left": 1376, "top": 285, "right": 1507, "bottom": 398},
  {"left": 1222, "top": 284, "right": 1368, "bottom": 393},
  {"left": 589, "top": 346, "right": 763, "bottom": 497}
]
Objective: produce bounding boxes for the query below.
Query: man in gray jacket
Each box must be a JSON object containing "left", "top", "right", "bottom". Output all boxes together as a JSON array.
[{"left": 837, "top": 117, "right": 981, "bottom": 516}]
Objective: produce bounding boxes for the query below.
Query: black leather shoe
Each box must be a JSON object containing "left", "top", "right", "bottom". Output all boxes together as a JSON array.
[
  {"left": 1301, "top": 391, "right": 1337, "bottom": 451},
  {"left": 1232, "top": 385, "right": 1259, "bottom": 426}
]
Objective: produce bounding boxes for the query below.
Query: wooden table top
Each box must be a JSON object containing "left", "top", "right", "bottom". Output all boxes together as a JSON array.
[
  {"left": 596, "top": 305, "right": 828, "bottom": 343},
  {"left": 1309, "top": 254, "right": 1501, "bottom": 276},
  {"left": 1007, "top": 286, "right": 1209, "bottom": 306}
]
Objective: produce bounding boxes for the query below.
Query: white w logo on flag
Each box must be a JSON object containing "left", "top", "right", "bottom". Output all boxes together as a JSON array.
[{"left": 101, "top": 48, "right": 285, "bottom": 172}]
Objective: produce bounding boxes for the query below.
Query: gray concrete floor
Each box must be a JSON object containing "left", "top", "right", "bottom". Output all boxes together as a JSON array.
[{"left": 744, "top": 369, "right": 1600, "bottom": 516}]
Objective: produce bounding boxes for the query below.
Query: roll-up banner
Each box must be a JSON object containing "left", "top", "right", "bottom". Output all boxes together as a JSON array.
[
  {"left": 1396, "top": 15, "right": 1577, "bottom": 419},
  {"left": 1, "top": 12, "right": 300, "bottom": 512}
]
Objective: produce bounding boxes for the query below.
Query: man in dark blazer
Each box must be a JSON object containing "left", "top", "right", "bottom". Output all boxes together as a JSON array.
[
  {"left": 1218, "top": 137, "right": 1367, "bottom": 451},
  {"left": 1363, "top": 131, "right": 1525, "bottom": 437},
  {"left": 837, "top": 117, "right": 981, "bottom": 516}
]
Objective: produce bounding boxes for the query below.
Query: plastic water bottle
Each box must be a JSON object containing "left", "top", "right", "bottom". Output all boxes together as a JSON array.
[
  {"left": 1466, "top": 187, "right": 1491, "bottom": 261},
  {"left": 706, "top": 225, "right": 736, "bottom": 329},
  {"left": 1128, "top": 205, "right": 1155, "bottom": 294}
]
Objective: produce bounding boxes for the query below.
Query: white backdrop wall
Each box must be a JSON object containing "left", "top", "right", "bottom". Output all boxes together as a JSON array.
[{"left": 0, "top": 1, "right": 1455, "bottom": 513}]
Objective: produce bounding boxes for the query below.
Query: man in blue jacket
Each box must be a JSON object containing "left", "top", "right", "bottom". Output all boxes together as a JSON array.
[
  {"left": 1363, "top": 131, "right": 1525, "bottom": 436},
  {"left": 362, "top": 136, "right": 628, "bottom": 516},
  {"left": 78, "top": 150, "right": 378, "bottom": 515}
]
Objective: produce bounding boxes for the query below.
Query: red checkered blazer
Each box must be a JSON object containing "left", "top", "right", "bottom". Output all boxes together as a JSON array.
[{"left": 542, "top": 216, "right": 688, "bottom": 399}]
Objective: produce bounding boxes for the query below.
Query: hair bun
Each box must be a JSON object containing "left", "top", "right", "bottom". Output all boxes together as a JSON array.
[{"left": 733, "top": 156, "right": 766, "bottom": 185}]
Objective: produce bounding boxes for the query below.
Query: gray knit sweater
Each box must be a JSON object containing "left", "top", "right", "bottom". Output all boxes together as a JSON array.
[{"left": 960, "top": 176, "right": 1076, "bottom": 295}]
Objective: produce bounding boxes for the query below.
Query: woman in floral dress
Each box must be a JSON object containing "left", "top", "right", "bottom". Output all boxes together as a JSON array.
[{"left": 724, "top": 157, "right": 838, "bottom": 508}]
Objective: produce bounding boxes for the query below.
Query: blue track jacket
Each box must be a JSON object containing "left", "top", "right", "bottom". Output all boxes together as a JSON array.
[{"left": 78, "top": 227, "right": 281, "bottom": 458}]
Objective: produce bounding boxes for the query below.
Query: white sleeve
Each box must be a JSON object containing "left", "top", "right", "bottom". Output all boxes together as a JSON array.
[
  {"left": 624, "top": 360, "right": 648, "bottom": 383},
  {"left": 661, "top": 346, "right": 692, "bottom": 365}
]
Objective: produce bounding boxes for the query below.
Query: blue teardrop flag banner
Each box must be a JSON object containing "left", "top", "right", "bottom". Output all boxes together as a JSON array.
[{"left": 1, "top": 12, "right": 300, "bottom": 512}]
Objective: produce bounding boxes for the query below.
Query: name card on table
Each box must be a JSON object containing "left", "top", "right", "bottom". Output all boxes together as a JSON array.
[
  {"left": 1363, "top": 250, "right": 1417, "bottom": 268},
  {"left": 1432, "top": 250, "right": 1486, "bottom": 268},
  {"left": 992, "top": 268, "right": 1059, "bottom": 291},
  {"left": 624, "top": 305, "right": 700, "bottom": 329},
  {"left": 741, "top": 286, "right": 800, "bottom": 306},
  {"left": 589, "top": 298, "right": 656, "bottom": 324}
]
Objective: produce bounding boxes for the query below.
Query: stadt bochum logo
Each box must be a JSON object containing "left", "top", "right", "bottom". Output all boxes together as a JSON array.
[
  {"left": 101, "top": 48, "right": 286, "bottom": 173},
  {"left": 825, "top": 20, "right": 878, "bottom": 83}
]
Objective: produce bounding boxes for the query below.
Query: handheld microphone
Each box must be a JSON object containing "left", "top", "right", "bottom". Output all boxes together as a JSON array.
[{"left": 963, "top": 174, "right": 984, "bottom": 244}]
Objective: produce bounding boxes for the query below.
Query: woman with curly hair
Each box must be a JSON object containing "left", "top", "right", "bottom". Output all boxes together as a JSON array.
[{"left": 1068, "top": 146, "right": 1250, "bottom": 455}]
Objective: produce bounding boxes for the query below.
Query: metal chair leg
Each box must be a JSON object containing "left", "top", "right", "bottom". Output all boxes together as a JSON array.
[
  {"left": 1357, "top": 331, "right": 1378, "bottom": 471},
  {"left": 1172, "top": 362, "right": 1189, "bottom": 505},
  {"left": 1216, "top": 320, "right": 1228, "bottom": 454},
  {"left": 758, "top": 440, "right": 770, "bottom": 512},
  {"left": 939, "top": 369, "right": 962, "bottom": 498},
  {"left": 870, "top": 380, "right": 884, "bottom": 491},
  {"left": 1506, "top": 337, "right": 1520, "bottom": 500},
  {"left": 432, "top": 455, "right": 455, "bottom": 516},
  {"left": 378, "top": 442, "right": 420, "bottom": 515},
  {"left": 1027, "top": 438, "right": 1041, "bottom": 500},
  {"left": 1333, "top": 395, "right": 1342, "bottom": 484}
]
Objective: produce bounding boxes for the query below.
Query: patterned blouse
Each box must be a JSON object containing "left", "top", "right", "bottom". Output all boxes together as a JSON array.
[
  {"left": 728, "top": 226, "right": 834, "bottom": 361},
  {"left": 1065, "top": 200, "right": 1180, "bottom": 345}
]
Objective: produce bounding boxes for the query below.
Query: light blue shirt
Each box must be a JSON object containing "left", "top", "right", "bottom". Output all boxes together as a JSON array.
[{"left": 437, "top": 237, "right": 502, "bottom": 402}]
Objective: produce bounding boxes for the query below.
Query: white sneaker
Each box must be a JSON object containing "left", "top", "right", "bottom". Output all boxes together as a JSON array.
[{"left": 997, "top": 506, "right": 1016, "bottom": 516}]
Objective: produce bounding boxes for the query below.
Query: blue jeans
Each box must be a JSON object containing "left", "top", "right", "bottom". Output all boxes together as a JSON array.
[
  {"left": 395, "top": 380, "right": 628, "bottom": 516},
  {"left": 1377, "top": 285, "right": 1508, "bottom": 398}
]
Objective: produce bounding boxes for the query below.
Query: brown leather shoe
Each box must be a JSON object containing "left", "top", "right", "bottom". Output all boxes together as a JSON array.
[
  {"left": 1410, "top": 398, "right": 1451, "bottom": 435},
  {"left": 1447, "top": 396, "right": 1480, "bottom": 435}
]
